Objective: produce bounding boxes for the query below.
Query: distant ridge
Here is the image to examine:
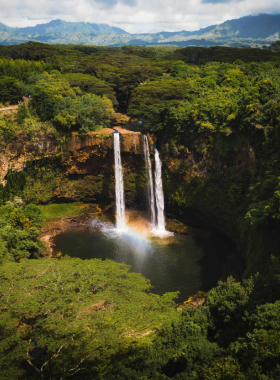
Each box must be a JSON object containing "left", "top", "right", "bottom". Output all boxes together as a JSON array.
[
  {"left": 0, "top": 14, "right": 280, "bottom": 47},
  {"left": 193, "top": 14, "right": 280, "bottom": 39},
  {"left": 14, "top": 19, "right": 128, "bottom": 35}
]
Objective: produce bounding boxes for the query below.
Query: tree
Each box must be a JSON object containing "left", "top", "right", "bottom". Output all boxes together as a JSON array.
[
  {"left": 0, "top": 58, "right": 48, "bottom": 81},
  {"left": 0, "top": 77, "right": 23, "bottom": 103},
  {"left": 0, "top": 116, "right": 17, "bottom": 141},
  {"left": 0, "top": 203, "right": 45, "bottom": 262},
  {"left": 16, "top": 103, "right": 30, "bottom": 124},
  {"left": 54, "top": 93, "right": 111, "bottom": 132},
  {"left": 0, "top": 258, "right": 179, "bottom": 379},
  {"left": 75, "top": 94, "right": 111, "bottom": 132},
  {"left": 128, "top": 78, "right": 188, "bottom": 130},
  {"left": 62, "top": 73, "right": 118, "bottom": 106},
  {"left": 168, "top": 60, "right": 199, "bottom": 79},
  {"left": 29, "top": 73, "right": 111, "bottom": 131},
  {"left": 30, "top": 73, "right": 76, "bottom": 121}
]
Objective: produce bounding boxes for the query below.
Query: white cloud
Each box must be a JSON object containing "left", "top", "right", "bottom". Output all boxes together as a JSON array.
[{"left": 0, "top": 0, "right": 279, "bottom": 33}]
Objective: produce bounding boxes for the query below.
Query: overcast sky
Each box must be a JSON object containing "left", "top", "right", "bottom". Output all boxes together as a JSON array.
[{"left": 0, "top": 0, "right": 280, "bottom": 33}]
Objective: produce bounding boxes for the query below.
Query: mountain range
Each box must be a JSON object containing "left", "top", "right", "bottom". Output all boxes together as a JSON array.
[{"left": 0, "top": 14, "right": 280, "bottom": 47}]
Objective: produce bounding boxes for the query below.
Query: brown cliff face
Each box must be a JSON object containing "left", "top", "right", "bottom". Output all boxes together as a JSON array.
[
  {"left": 162, "top": 134, "right": 256, "bottom": 234},
  {"left": 1, "top": 128, "right": 156, "bottom": 206},
  {"left": 1, "top": 134, "right": 58, "bottom": 185},
  {"left": 160, "top": 133, "right": 280, "bottom": 278},
  {"left": 162, "top": 134, "right": 256, "bottom": 184},
  {"left": 2, "top": 126, "right": 271, "bottom": 277}
]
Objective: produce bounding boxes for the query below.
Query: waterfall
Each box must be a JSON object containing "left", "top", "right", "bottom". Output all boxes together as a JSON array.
[
  {"left": 154, "top": 147, "right": 166, "bottom": 233},
  {"left": 114, "top": 132, "right": 126, "bottom": 230},
  {"left": 143, "top": 135, "right": 156, "bottom": 227}
]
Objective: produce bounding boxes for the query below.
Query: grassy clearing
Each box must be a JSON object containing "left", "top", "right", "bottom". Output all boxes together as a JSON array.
[{"left": 38, "top": 203, "right": 85, "bottom": 221}]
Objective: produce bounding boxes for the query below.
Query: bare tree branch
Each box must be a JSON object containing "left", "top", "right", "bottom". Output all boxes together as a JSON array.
[
  {"left": 69, "top": 355, "right": 90, "bottom": 373},
  {"left": 41, "top": 345, "right": 64, "bottom": 372},
  {"left": 27, "top": 360, "right": 40, "bottom": 373}
]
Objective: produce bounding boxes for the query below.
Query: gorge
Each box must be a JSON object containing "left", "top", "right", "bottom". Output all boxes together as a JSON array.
[
  {"left": 50, "top": 130, "right": 237, "bottom": 302},
  {"left": 0, "top": 126, "right": 242, "bottom": 300},
  {"left": 0, "top": 125, "right": 269, "bottom": 278}
]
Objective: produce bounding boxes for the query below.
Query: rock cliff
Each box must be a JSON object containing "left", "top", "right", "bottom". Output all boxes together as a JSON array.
[
  {"left": 2, "top": 127, "right": 279, "bottom": 277},
  {"left": 1, "top": 128, "right": 155, "bottom": 206},
  {"left": 160, "top": 132, "right": 280, "bottom": 277}
]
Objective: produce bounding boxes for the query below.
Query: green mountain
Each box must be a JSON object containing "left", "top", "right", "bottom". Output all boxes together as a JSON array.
[
  {"left": 0, "top": 14, "right": 280, "bottom": 46},
  {"left": 0, "top": 20, "right": 128, "bottom": 45},
  {"left": 14, "top": 19, "right": 128, "bottom": 35},
  {"left": 185, "top": 14, "right": 280, "bottom": 42}
]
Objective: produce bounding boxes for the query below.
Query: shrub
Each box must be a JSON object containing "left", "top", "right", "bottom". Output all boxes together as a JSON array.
[{"left": 0, "top": 117, "right": 17, "bottom": 141}]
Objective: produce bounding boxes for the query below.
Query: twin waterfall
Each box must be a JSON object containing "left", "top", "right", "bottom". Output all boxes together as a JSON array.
[
  {"left": 114, "top": 131, "right": 168, "bottom": 235},
  {"left": 114, "top": 132, "right": 126, "bottom": 230},
  {"left": 143, "top": 135, "right": 156, "bottom": 227},
  {"left": 153, "top": 147, "right": 166, "bottom": 233}
]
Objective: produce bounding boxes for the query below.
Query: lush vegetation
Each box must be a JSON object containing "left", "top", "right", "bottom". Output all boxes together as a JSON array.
[
  {"left": 38, "top": 202, "right": 85, "bottom": 221},
  {"left": 1, "top": 43, "right": 280, "bottom": 379},
  {"left": 100, "top": 257, "right": 280, "bottom": 380},
  {"left": 0, "top": 57, "right": 115, "bottom": 144},
  {"left": 0, "top": 199, "right": 44, "bottom": 262},
  {"left": 127, "top": 57, "right": 280, "bottom": 275},
  {"left": 0, "top": 253, "right": 279, "bottom": 379},
  {"left": 0, "top": 258, "right": 179, "bottom": 379},
  {"left": 0, "top": 43, "right": 279, "bottom": 145}
]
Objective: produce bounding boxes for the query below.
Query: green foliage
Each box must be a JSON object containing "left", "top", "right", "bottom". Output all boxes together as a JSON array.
[
  {"left": 0, "top": 202, "right": 44, "bottom": 262},
  {"left": 0, "top": 116, "right": 17, "bottom": 142},
  {"left": 0, "top": 76, "right": 23, "bottom": 103},
  {"left": 97, "top": 259, "right": 280, "bottom": 380},
  {"left": 23, "top": 203, "right": 44, "bottom": 227},
  {"left": 38, "top": 202, "right": 84, "bottom": 221},
  {"left": 0, "top": 170, "right": 26, "bottom": 205},
  {"left": 128, "top": 79, "right": 188, "bottom": 129},
  {"left": 30, "top": 73, "right": 76, "bottom": 121},
  {"left": 29, "top": 73, "right": 111, "bottom": 131},
  {"left": 62, "top": 73, "right": 118, "bottom": 105},
  {"left": 16, "top": 103, "right": 30, "bottom": 124},
  {"left": 0, "top": 58, "right": 49, "bottom": 81},
  {"left": 1, "top": 41, "right": 280, "bottom": 380},
  {"left": 54, "top": 93, "right": 111, "bottom": 132},
  {"left": 171, "top": 46, "right": 279, "bottom": 65},
  {"left": 21, "top": 114, "right": 56, "bottom": 138},
  {"left": 0, "top": 257, "right": 279, "bottom": 379},
  {"left": 0, "top": 258, "right": 179, "bottom": 379},
  {"left": 75, "top": 93, "right": 111, "bottom": 131},
  {"left": 205, "top": 276, "right": 254, "bottom": 325},
  {"left": 168, "top": 60, "right": 199, "bottom": 79}
]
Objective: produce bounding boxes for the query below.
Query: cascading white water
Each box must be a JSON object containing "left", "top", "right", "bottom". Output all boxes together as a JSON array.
[
  {"left": 114, "top": 132, "right": 126, "bottom": 230},
  {"left": 143, "top": 135, "right": 156, "bottom": 227},
  {"left": 154, "top": 147, "right": 166, "bottom": 233}
]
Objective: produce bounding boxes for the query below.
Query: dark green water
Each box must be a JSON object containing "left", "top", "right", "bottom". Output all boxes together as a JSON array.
[{"left": 53, "top": 228, "right": 236, "bottom": 302}]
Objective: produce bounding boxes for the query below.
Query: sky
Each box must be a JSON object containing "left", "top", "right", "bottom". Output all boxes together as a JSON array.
[{"left": 0, "top": 0, "right": 280, "bottom": 33}]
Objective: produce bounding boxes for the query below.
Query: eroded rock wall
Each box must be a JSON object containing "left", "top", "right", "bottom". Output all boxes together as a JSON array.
[
  {"left": 1, "top": 128, "right": 154, "bottom": 207},
  {"left": 161, "top": 133, "right": 280, "bottom": 277}
]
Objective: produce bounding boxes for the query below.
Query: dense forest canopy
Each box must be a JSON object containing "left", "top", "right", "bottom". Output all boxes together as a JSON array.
[{"left": 1, "top": 42, "right": 280, "bottom": 379}]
